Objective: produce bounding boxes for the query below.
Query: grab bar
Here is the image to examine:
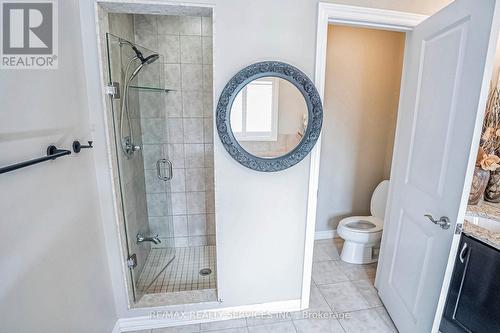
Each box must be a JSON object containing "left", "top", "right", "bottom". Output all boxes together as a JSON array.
[{"left": 0, "top": 145, "right": 71, "bottom": 174}]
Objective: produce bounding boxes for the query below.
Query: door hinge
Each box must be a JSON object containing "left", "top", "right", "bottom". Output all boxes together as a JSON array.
[
  {"left": 105, "top": 81, "right": 120, "bottom": 99},
  {"left": 455, "top": 223, "right": 463, "bottom": 235},
  {"left": 127, "top": 253, "right": 137, "bottom": 269}
]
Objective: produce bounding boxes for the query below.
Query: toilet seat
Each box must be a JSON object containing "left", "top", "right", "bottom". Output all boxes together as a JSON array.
[
  {"left": 339, "top": 216, "right": 383, "bottom": 233},
  {"left": 336, "top": 180, "right": 389, "bottom": 264},
  {"left": 337, "top": 216, "right": 383, "bottom": 247}
]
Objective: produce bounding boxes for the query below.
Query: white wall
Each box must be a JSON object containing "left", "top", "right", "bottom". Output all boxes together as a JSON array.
[
  {"left": 315, "top": 25, "right": 405, "bottom": 232},
  {"left": 77, "top": 0, "right": 452, "bottom": 320},
  {"left": 0, "top": 0, "right": 116, "bottom": 332}
]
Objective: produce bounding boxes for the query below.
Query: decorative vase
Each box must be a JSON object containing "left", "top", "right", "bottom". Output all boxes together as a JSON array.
[
  {"left": 485, "top": 169, "right": 500, "bottom": 202},
  {"left": 468, "top": 167, "right": 490, "bottom": 205}
]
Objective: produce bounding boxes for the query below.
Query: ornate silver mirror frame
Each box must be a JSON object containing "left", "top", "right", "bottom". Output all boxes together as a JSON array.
[{"left": 216, "top": 61, "right": 323, "bottom": 172}]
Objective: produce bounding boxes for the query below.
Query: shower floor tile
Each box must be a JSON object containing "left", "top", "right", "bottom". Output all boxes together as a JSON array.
[{"left": 137, "top": 245, "right": 217, "bottom": 294}]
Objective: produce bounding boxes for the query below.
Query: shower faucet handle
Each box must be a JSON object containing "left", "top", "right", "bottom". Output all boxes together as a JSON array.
[
  {"left": 123, "top": 137, "right": 141, "bottom": 155},
  {"left": 137, "top": 234, "right": 161, "bottom": 245}
]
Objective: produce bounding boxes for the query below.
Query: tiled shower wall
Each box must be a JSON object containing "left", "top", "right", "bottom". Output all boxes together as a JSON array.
[{"left": 134, "top": 14, "right": 215, "bottom": 248}]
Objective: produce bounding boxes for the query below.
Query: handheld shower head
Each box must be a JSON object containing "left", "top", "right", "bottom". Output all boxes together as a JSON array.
[
  {"left": 119, "top": 39, "right": 161, "bottom": 158},
  {"left": 120, "top": 39, "right": 159, "bottom": 65},
  {"left": 128, "top": 53, "right": 160, "bottom": 81},
  {"left": 134, "top": 48, "right": 159, "bottom": 65},
  {"left": 143, "top": 53, "right": 160, "bottom": 65}
]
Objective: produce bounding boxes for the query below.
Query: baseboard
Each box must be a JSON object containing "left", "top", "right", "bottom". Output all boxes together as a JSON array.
[
  {"left": 314, "top": 229, "right": 337, "bottom": 240},
  {"left": 117, "top": 299, "right": 301, "bottom": 332}
]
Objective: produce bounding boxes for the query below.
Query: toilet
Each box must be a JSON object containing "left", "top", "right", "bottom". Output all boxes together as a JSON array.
[{"left": 337, "top": 180, "right": 390, "bottom": 264}]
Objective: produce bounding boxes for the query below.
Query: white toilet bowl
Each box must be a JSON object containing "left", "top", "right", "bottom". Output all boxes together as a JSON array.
[{"left": 337, "top": 180, "right": 389, "bottom": 264}]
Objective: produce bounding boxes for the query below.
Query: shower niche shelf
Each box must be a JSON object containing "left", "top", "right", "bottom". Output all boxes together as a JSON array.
[{"left": 130, "top": 85, "right": 174, "bottom": 93}]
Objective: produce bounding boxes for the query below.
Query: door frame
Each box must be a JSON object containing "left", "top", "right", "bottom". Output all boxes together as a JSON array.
[{"left": 303, "top": 2, "right": 428, "bottom": 309}]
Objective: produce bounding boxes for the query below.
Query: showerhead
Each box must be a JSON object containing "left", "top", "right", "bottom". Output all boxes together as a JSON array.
[
  {"left": 122, "top": 43, "right": 160, "bottom": 81},
  {"left": 129, "top": 55, "right": 158, "bottom": 81},
  {"left": 143, "top": 53, "right": 160, "bottom": 65},
  {"left": 120, "top": 40, "right": 159, "bottom": 65},
  {"left": 134, "top": 46, "right": 159, "bottom": 65}
]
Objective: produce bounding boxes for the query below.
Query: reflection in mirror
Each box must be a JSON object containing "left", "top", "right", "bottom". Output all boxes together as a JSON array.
[{"left": 230, "top": 77, "right": 308, "bottom": 158}]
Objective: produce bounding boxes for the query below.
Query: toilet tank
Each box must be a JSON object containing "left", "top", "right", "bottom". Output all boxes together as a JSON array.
[{"left": 370, "top": 180, "right": 390, "bottom": 220}]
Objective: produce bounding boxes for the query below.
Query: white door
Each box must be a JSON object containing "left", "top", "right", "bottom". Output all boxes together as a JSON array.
[{"left": 376, "top": 0, "right": 499, "bottom": 332}]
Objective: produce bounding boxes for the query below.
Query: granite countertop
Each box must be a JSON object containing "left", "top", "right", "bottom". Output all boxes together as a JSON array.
[
  {"left": 464, "top": 201, "right": 500, "bottom": 250},
  {"left": 466, "top": 201, "right": 500, "bottom": 220}
]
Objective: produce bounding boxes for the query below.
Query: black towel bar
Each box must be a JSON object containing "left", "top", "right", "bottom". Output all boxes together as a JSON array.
[{"left": 0, "top": 145, "right": 71, "bottom": 174}]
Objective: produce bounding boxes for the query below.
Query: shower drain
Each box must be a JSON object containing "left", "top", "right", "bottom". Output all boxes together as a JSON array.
[{"left": 199, "top": 268, "right": 212, "bottom": 276}]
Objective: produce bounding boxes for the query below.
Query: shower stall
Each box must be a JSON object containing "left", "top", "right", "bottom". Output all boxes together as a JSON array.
[{"left": 101, "top": 11, "right": 216, "bottom": 307}]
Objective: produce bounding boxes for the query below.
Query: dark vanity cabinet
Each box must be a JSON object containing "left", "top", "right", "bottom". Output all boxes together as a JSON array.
[{"left": 440, "top": 234, "right": 500, "bottom": 333}]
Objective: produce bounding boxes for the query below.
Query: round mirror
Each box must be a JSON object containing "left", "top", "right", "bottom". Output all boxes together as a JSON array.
[
  {"left": 229, "top": 76, "right": 308, "bottom": 159},
  {"left": 216, "top": 61, "right": 323, "bottom": 172}
]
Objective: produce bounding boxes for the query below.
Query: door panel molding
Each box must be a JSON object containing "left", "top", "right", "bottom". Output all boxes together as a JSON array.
[
  {"left": 406, "top": 19, "right": 469, "bottom": 198},
  {"left": 388, "top": 209, "right": 434, "bottom": 321}
]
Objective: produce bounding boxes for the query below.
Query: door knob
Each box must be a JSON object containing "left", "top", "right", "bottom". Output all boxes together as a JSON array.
[{"left": 424, "top": 214, "right": 451, "bottom": 230}]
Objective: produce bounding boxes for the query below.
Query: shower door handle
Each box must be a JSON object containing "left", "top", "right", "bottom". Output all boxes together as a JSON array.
[
  {"left": 156, "top": 159, "right": 173, "bottom": 181},
  {"left": 156, "top": 159, "right": 167, "bottom": 181},
  {"left": 165, "top": 159, "right": 173, "bottom": 180}
]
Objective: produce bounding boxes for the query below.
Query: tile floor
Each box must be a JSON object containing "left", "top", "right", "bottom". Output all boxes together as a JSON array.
[
  {"left": 138, "top": 246, "right": 217, "bottom": 294},
  {"left": 131, "top": 239, "right": 398, "bottom": 332}
]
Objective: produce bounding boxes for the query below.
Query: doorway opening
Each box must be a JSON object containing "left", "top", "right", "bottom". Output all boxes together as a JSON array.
[
  {"left": 316, "top": 24, "right": 405, "bottom": 262},
  {"left": 312, "top": 23, "right": 405, "bottom": 323}
]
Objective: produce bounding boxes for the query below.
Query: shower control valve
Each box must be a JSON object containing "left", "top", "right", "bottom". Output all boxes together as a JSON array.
[{"left": 123, "top": 136, "right": 141, "bottom": 156}]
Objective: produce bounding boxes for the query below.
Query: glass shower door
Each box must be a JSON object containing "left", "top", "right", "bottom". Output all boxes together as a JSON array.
[{"left": 105, "top": 33, "right": 175, "bottom": 302}]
